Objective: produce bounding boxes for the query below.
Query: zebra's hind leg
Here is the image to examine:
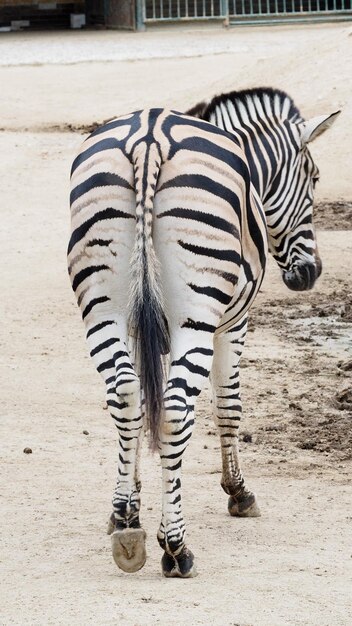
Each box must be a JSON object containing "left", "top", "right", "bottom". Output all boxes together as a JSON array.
[
  {"left": 86, "top": 317, "right": 146, "bottom": 572},
  {"left": 106, "top": 422, "right": 143, "bottom": 536},
  {"left": 109, "top": 421, "right": 146, "bottom": 573},
  {"left": 212, "top": 316, "right": 261, "bottom": 518},
  {"left": 158, "top": 328, "right": 215, "bottom": 578},
  {"left": 109, "top": 372, "right": 147, "bottom": 572}
]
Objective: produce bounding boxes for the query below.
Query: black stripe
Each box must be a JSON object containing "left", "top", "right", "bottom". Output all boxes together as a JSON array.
[
  {"left": 97, "top": 358, "right": 115, "bottom": 373},
  {"left": 181, "top": 319, "right": 216, "bottom": 333},
  {"left": 185, "top": 347, "right": 213, "bottom": 357},
  {"left": 166, "top": 430, "right": 193, "bottom": 449},
  {"left": 227, "top": 316, "right": 248, "bottom": 334},
  {"left": 164, "top": 125, "right": 245, "bottom": 171},
  {"left": 71, "top": 137, "right": 120, "bottom": 175},
  {"left": 158, "top": 208, "right": 238, "bottom": 237},
  {"left": 167, "top": 377, "right": 200, "bottom": 397},
  {"left": 88, "top": 115, "right": 139, "bottom": 138},
  {"left": 178, "top": 240, "right": 241, "bottom": 265},
  {"left": 165, "top": 394, "right": 189, "bottom": 404},
  {"left": 90, "top": 337, "right": 118, "bottom": 357},
  {"left": 70, "top": 172, "right": 132, "bottom": 206},
  {"left": 171, "top": 355, "right": 209, "bottom": 378},
  {"left": 159, "top": 174, "right": 241, "bottom": 211},
  {"left": 217, "top": 404, "right": 242, "bottom": 412},
  {"left": 167, "top": 112, "right": 240, "bottom": 140},
  {"left": 72, "top": 265, "right": 110, "bottom": 292},
  {"left": 82, "top": 296, "right": 110, "bottom": 320},
  {"left": 162, "top": 460, "right": 182, "bottom": 471},
  {"left": 68, "top": 207, "right": 134, "bottom": 255},
  {"left": 116, "top": 377, "right": 136, "bottom": 388},
  {"left": 274, "top": 228, "right": 312, "bottom": 256},
  {"left": 115, "top": 361, "right": 134, "bottom": 373},
  {"left": 170, "top": 495, "right": 181, "bottom": 506},
  {"left": 160, "top": 448, "right": 187, "bottom": 460},
  {"left": 166, "top": 478, "right": 181, "bottom": 494},
  {"left": 111, "top": 415, "right": 142, "bottom": 424},
  {"left": 216, "top": 394, "right": 239, "bottom": 400},
  {"left": 86, "top": 238, "right": 113, "bottom": 248},
  {"left": 219, "top": 271, "right": 238, "bottom": 285},
  {"left": 244, "top": 188, "right": 267, "bottom": 269},
  {"left": 162, "top": 404, "right": 186, "bottom": 412},
  {"left": 188, "top": 283, "right": 232, "bottom": 306},
  {"left": 107, "top": 399, "right": 129, "bottom": 410},
  {"left": 113, "top": 427, "right": 141, "bottom": 437},
  {"left": 119, "top": 454, "right": 131, "bottom": 465},
  {"left": 223, "top": 279, "right": 258, "bottom": 321},
  {"left": 86, "top": 319, "right": 115, "bottom": 338}
]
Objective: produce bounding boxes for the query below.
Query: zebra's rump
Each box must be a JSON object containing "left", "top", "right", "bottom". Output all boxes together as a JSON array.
[{"left": 67, "top": 108, "right": 266, "bottom": 334}]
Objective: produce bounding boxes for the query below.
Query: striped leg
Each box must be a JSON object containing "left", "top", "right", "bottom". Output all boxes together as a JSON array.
[
  {"left": 158, "top": 327, "right": 215, "bottom": 578},
  {"left": 212, "top": 315, "right": 261, "bottom": 517},
  {"left": 86, "top": 317, "right": 147, "bottom": 572}
]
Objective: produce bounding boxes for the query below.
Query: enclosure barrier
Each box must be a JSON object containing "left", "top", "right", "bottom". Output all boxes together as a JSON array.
[
  {"left": 139, "top": 0, "right": 226, "bottom": 25},
  {"left": 0, "top": 0, "right": 351, "bottom": 29},
  {"left": 228, "top": 0, "right": 352, "bottom": 24},
  {"left": 136, "top": 0, "right": 352, "bottom": 27}
]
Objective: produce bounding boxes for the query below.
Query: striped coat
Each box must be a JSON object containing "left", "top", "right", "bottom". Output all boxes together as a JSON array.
[
  {"left": 68, "top": 108, "right": 267, "bottom": 577},
  {"left": 68, "top": 95, "right": 338, "bottom": 577}
]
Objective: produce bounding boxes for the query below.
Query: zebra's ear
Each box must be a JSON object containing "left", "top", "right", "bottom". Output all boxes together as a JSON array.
[{"left": 300, "top": 110, "right": 341, "bottom": 144}]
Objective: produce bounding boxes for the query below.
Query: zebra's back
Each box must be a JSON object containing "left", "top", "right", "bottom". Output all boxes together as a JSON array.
[{"left": 68, "top": 108, "right": 266, "bottom": 332}]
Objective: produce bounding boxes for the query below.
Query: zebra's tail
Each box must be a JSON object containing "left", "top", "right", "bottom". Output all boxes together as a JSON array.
[{"left": 128, "top": 141, "right": 170, "bottom": 451}]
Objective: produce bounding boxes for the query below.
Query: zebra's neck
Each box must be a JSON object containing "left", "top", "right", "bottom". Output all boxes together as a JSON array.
[{"left": 190, "top": 88, "right": 304, "bottom": 202}]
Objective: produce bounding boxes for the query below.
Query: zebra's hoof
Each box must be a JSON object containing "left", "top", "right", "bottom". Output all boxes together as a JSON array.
[
  {"left": 111, "top": 528, "right": 147, "bottom": 573},
  {"left": 161, "top": 547, "right": 197, "bottom": 578},
  {"left": 228, "top": 493, "right": 261, "bottom": 517}
]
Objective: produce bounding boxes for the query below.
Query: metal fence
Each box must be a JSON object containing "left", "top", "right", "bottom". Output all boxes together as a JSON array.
[
  {"left": 143, "top": 1, "right": 225, "bottom": 22},
  {"left": 229, "top": 0, "right": 352, "bottom": 23},
  {"left": 137, "top": 0, "right": 352, "bottom": 26}
]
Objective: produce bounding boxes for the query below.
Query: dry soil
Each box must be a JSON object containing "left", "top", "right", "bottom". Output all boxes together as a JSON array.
[{"left": 1, "top": 23, "right": 351, "bottom": 626}]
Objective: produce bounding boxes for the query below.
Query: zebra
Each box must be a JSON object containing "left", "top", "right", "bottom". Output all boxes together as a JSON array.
[{"left": 67, "top": 99, "right": 338, "bottom": 578}]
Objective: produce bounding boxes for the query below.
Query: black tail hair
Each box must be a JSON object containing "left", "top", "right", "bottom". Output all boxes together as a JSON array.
[{"left": 131, "top": 261, "right": 170, "bottom": 451}]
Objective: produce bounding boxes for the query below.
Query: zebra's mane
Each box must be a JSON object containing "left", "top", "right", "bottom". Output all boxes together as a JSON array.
[{"left": 187, "top": 87, "right": 304, "bottom": 125}]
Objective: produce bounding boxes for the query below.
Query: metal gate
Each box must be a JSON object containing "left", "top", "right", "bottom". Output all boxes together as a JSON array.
[
  {"left": 136, "top": 0, "right": 352, "bottom": 27},
  {"left": 138, "top": 1, "right": 226, "bottom": 25},
  {"left": 228, "top": 0, "right": 352, "bottom": 24}
]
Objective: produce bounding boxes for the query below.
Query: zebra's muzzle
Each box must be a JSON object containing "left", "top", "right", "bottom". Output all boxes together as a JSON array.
[{"left": 283, "top": 261, "right": 318, "bottom": 291}]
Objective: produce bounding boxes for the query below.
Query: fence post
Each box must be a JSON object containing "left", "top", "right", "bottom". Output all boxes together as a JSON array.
[
  {"left": 135, "top": 0, "right": 146, "bottom": 31},
  {"left": 221, "top": 0, "right": 230, "bottom": 26}
]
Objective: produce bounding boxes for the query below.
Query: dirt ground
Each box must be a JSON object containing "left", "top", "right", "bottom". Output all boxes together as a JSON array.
[{"left": 1, "top": 23, "right": 351, "bottom": 626}]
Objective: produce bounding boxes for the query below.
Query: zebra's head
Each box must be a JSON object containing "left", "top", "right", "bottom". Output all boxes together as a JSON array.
[
  {"left": 265, "top": 109, "right": 341, "bottom": 291},
  {"left": 187, "top": 88, "right": 340, "bottom": 292}
]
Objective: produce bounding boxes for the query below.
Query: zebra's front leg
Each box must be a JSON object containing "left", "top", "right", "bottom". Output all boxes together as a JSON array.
[
  {"left": 212, "top": 316, "right": 261, "bottom": 518},
  {"left": 157, "top": 331, "right": 215, "bottom": 578}
]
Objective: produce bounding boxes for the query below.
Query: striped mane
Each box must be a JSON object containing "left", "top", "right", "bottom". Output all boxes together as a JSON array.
[{"left": 187, "top": 87, "right": 304, "bottom": 125}]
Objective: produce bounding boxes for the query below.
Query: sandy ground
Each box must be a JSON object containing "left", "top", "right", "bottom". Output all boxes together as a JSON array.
[{"left": 1, "top": 23, "right": 352, "bottom": 626}]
